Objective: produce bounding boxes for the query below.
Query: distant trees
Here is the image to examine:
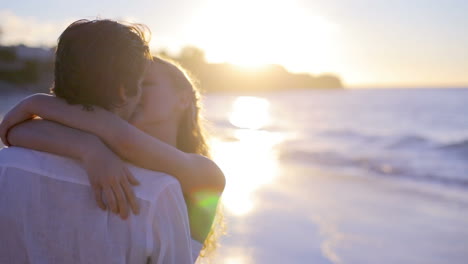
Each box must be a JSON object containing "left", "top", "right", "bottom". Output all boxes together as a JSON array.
[
  {"left": 1, "top": 44, "right": 343, "bottom": 93},
  {"left": 0, "top": 60, "right": 39, "bottom": 84},
  {"left": 159, "top": 46, "right": 343, "bottom": 92},
  {"left": 0, "top": 45, "right": 53, "bottom": 91},
  {"left": 179, "top": 46, "right": 206, "bottom": 69},
  {"left": 0, "top": 46, "right": 16, "bottom": 62},
  {"left": 0, "top": 46, "right": 39, "bottom": 84}
]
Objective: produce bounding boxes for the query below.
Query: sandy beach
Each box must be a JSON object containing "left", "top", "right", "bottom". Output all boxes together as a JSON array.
[{"left": 208, "top": 162, "right": 468, "bottom": 264}]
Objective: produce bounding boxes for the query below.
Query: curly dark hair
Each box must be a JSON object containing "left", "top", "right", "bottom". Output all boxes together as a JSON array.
[{"left": 51, "top": 19, "right": 151, "bottom": 110}]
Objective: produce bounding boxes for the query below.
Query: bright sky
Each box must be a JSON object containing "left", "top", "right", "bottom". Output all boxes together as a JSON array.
[{"left": 1, "top": 0, "right": 467, "bottom": 87}]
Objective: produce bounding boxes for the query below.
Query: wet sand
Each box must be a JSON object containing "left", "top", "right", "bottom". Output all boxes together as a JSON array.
[{"left": 206, "top": 163, "right": 468, "bottom": 264}]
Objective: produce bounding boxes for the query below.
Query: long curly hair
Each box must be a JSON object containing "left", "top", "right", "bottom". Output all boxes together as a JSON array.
[{"left": 152, "top": 56, "right": 224, "bottom": 259}]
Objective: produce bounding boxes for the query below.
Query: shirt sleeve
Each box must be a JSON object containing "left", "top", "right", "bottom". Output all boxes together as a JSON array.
[{"left": 149, "top": 181, "right": 194, "bottom": 264}]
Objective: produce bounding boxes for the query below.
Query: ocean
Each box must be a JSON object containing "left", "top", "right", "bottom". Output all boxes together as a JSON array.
[
  {"left": 1, "top": 88, "right": 468, "bottom": 263},
  {"left": 203, "top": 88, "right": 468, "bottom": 264}
]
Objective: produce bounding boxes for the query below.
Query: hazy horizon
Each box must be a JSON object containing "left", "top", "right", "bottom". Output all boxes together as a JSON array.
[{"left": 1, "top": 0, "right": 467, "bottom": 88}]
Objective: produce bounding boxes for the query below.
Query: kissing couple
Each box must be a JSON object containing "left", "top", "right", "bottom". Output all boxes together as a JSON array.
[{"left": 0, "top": 19, "right": 225, "bottom": 264}]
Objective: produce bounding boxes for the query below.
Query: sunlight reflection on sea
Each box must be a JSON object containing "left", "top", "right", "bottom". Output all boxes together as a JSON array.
[{"left": 210, "top": 96, "right": 285, "bottom": 216}]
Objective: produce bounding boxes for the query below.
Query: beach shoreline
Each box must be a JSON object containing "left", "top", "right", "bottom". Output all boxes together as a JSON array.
[{"left": 211, "top": 162, "right": 468, "bottom": 264}]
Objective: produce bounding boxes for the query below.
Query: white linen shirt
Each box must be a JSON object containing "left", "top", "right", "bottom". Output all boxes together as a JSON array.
[{"left": 0, "top": 147, "right": 201, "bottom": 264}]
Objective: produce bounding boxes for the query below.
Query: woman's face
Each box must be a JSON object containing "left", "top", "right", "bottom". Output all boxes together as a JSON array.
[{"left": 130, "top": 62, "right": 183, "bottom": 131}]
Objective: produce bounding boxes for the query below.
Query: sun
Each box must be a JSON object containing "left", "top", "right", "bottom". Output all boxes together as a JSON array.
[{"left": 184, "top": 0, "right": 339, "bottom": 73}]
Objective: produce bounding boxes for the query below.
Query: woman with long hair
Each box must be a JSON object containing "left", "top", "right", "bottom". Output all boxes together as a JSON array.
[{"left": 0, "top": 56, "right": 225, "bottom": 260}]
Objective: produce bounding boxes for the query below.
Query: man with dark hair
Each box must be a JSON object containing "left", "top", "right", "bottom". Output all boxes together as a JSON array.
[
  {"left": 53, "top": 19, "right": 150, "bottom": 118},
  {"left": 0, "top": 19, "right": 195, "bottom": 263}
]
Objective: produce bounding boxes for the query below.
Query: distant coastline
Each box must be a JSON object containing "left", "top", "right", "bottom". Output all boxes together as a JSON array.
[{"left": 0, "top": 45, "right": 343, "bottom": 93}]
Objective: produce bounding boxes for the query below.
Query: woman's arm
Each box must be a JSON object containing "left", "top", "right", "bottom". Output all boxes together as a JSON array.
[
  {"left": 0, "top": 94, "right": 225, "bottom": 197},
  {"left": 6, "top": 119, "right": 140, "bottom": 219}
]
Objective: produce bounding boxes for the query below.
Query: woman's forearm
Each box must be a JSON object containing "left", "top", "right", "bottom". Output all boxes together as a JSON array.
[
  {"left": 7, "top": 119, "right": 106, "bottom": 163},
  {"left": 121, "top": 129, "right": 225, "bottom": 195},
  {"left": 18, "top": 95, "right": 189, "bottom": 187},
  {"left": 23, "top": 94, "right": 125, "bottom": 146},
  {"left": 20, "top": 94, "right": 225, "bottom": 195},
  {"left": 22, "top": 94, "right": 141, "bottom": 164}
]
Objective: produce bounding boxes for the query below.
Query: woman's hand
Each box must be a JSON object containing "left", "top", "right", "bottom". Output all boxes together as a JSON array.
[
  {"left": 0, "top": 98, "right": 37, "bottom": 146},
  {"left": 82, "top": 145, "right": 141, "bottom": 219}
]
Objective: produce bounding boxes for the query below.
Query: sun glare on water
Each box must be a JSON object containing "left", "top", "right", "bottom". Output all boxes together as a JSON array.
[
  {"left": 211, "top": 96, "right": 284, "bottom": 216},
  {"left": 229, "top": 97, "right": 270, "bottom": 130}
]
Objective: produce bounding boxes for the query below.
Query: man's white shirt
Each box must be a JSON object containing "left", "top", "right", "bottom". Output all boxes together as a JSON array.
[{"left": 0, "top": 147, "right": 202, "bottom": 264}]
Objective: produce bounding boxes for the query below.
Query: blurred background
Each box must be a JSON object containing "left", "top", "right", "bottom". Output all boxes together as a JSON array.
[{"left": 1, "top": 0, "right": 468, "bottom": 263}]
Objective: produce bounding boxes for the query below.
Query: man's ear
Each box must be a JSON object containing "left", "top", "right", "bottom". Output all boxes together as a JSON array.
[{"left": 118, "top": 85, "right": 128, "bottom": 103}]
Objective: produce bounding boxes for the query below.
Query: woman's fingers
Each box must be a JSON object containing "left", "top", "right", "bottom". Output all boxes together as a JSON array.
[
  {"left": 126, "top": 168, "right": 140, "bottom": 186},
  {"left": 0, "top": 120, "right": 12, "bottom": 146},
  {"left": 103, "top": 187, "right": 118, "bottom": 214},
  {"left": 0, "top": 124, "right": 7, "bottom": 145},
  {"left": 111, "top": 183, "right": 128, "bottom": 219},
  {"left": 121, "top": 176, "right": 140, "bottom": 215},
  {"left": 92, "top": 184, "right": 106, "bottom": 210}
]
